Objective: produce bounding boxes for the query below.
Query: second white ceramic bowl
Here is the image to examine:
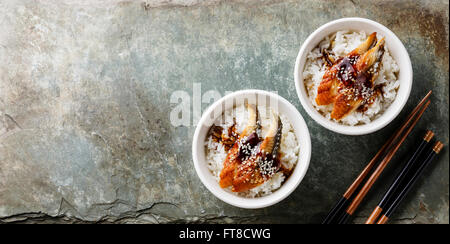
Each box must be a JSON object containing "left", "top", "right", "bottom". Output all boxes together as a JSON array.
[
  {"left": 294, "top": 17, "right": 412, "bottom": 135},
  {"left": 192, "top": 90, "right": 311, "bottom": 209}
]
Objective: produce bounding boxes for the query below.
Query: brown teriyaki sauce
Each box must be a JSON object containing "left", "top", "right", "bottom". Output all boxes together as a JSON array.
[{"left": 336, "top": 55, "right": 378, "bottom": 107}]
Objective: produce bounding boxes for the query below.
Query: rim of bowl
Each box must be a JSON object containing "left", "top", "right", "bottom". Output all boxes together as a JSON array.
[
  {"left": 294, "top": 17, "right": 413, "bottom": 135},
  {"left": 192, "top": 89, "right": 311, "bottom": 209}
]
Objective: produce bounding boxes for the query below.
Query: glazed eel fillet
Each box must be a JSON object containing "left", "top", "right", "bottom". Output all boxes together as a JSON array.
[
  {"left": 219, "top": 103, "right": 259, "bottom": 188},
  {"left": 218, "top": 105, "right": 283, "bottom": 193},
  {"left": 315, "top": 32, "right": 385, "bottom": 120},
  {"left": 232, "top": 110, "right": 282, "bottom": 192}
]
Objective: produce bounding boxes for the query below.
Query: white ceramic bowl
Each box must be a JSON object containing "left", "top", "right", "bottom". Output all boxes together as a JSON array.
[
  {"left": 294, "top": 17, "right": 412, "bottom": 135},
  {"left": 192, "top": 90, "right": 311, "bottom": 209}
]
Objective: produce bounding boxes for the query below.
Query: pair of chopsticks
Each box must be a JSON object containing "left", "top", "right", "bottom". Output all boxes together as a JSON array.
[
  {"left": 322, "top": 90, "right": 433, "bottom": 224},
  {"left": 366, "top": 133, "right": 444, "bottom": 224}
]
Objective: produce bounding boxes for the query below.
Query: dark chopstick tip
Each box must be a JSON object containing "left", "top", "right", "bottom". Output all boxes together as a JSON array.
[
  {"left": 433, "top": 141, "right": 444, "bottom": 154},
  {"left": 424, "top": 130, "right": 434, "bottom": 142}
]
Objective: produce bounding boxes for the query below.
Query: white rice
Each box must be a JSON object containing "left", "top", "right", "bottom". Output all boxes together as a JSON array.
[
  {"left": 302, "top": 31, "right": 400, "bottom": 126},
  {"left": 204, "top": 104, "right": 300, "bottom": 198}
]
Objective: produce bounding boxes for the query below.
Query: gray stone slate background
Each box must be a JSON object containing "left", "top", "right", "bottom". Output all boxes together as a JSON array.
[{"left": 0, "top": 0, "right": 448, "bottom": 224}]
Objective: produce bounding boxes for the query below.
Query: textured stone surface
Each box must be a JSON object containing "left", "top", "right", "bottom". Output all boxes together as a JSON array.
[{"left": 0, "top": 0, "right": 448, "bottom": 224}]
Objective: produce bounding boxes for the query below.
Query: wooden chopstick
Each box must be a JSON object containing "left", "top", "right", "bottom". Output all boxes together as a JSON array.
[
  {"left": 337, "top": 99, "right": 431, "bottom": 224},
  {"left": 377, "top": 141, "right": 444, "bottom": 224},
  {"left": 342, "top": 90, "right": 433, "bottom": 200},
  {"left": 322, "top": 91, "right": 432, "bottom": 224},
  {"left": 365, "top": 130, "right": 434, "bottom": 224}
]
